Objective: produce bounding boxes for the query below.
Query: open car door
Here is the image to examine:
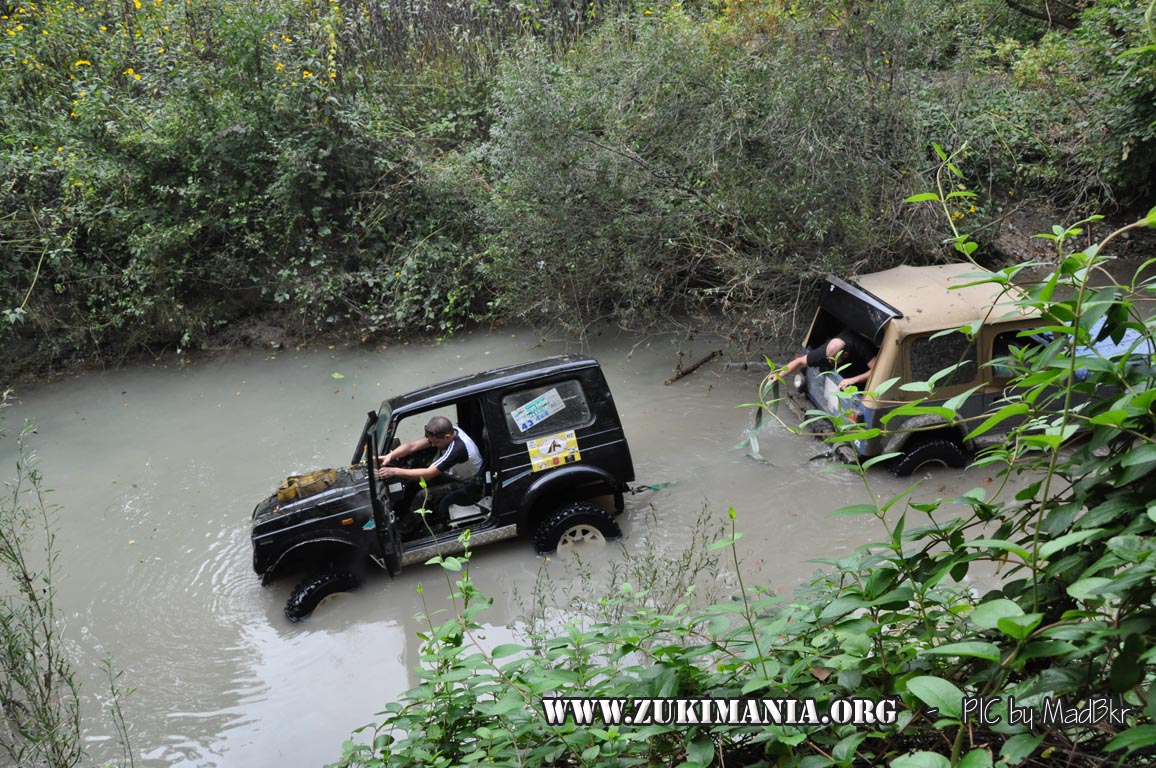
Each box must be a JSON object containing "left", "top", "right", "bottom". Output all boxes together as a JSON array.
[{"left": 358, "top": 411, "right": 403, "bottom": 577}]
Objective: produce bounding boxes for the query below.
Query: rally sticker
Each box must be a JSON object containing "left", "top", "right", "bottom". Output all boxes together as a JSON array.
[
  {"left": 511, "top": 388, "right": 565, "bottom": 433},
  {"left": 528, "top": 431, "right": 581, "bottom": 472}
]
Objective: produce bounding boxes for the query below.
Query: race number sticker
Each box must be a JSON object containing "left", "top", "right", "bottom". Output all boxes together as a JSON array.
[
  {"left": 528, "top": 431, "right": 582, "bottom": 472},
  {"left": 511, "top": 387, "right": 565, "bottom": 433}
]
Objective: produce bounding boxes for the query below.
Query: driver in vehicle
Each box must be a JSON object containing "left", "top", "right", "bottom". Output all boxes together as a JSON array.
[{"left": 376, "top": 416, "right": 485, "bottom": 529}]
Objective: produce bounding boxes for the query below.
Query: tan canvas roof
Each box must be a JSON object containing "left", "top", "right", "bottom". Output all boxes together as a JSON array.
[{"left": 854, "top": 263, "right": 1038, "bottom": 336}]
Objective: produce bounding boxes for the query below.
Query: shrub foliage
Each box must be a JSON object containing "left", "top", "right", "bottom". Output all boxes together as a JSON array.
[{"left": 3, "top": 0, "right": 1155, "bottom": 369}]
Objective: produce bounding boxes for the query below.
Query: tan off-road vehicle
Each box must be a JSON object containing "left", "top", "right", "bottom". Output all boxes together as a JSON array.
[{"left": 782, "top": 263, "right": 1143, "bottom": 475}]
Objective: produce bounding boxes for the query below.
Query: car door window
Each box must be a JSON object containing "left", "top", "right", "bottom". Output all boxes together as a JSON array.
[
  {"left": 909, "top": 333, "right": 978, "bottom": 388},
  {"left": 501, "top": 379, "right": 592, "bottom": 441},
  {"left": 990, "top": 329, "right": 1047, "bottom": 380}
]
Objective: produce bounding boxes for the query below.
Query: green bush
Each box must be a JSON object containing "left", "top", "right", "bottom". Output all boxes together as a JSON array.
[{"left": 482, "top": 4, "right": 945, "bottom": 334}]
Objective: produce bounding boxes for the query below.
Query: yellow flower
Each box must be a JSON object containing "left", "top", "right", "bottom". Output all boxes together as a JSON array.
[
  {"left": 99, "top": 24, "right": 106, "bottom": 29},
  {"left": 302, "top": 69, "right": 312, "bottom": 78},
  {"left": 74, "top": 59, "right": 91, "bottom": 66},
  {"left": 275, "top": 61, "right": 283, "bottom": 71},
  {"left": 132, "top": 0, "right": 139, "bottom": 7},
  {"left": 57, "top": 145, "right": 63, "bottom": 151},
  {"left": 156, "top": 47, "right": 163, "bottom": 53},
  {"left": 123, "top": 66, "right": 133, "bottom": 74},
  {"left": 133, "top": 73, "right": 140, "bottom": 80}
]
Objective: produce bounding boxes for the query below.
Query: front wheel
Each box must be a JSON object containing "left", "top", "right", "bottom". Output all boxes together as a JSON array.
[
  {"left": 889, "top": 436, "right": 966, "bottom": 477},
  {"left": 533, "top": 501, "right": 621, "bottom": 554},
  {"left": 285, "top": 571, "right": 360, "bottom": 621}
]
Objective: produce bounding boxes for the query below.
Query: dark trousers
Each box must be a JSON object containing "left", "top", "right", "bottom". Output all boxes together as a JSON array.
[
  {"left": 401, "top": 474, "right": 483, "bottom": 518},
  {"left": 435, "top": 475, "right": 484, "bottom": 516}
]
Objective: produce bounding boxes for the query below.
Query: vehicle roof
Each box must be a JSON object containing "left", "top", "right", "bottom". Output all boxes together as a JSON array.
[
  {"left": 383, "top": 355, "right": 601, "bottom": 416},
  {"left": 853, "top": 263, "right": 1037, "bottom": 336}
]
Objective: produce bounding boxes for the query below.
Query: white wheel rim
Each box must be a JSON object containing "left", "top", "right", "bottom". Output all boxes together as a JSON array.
[
  {"left": 557, "top": 524, "right": 606, "bottom": 553},
  {"left": 315, "top": 591, "right": 352, "bottom": 611}
]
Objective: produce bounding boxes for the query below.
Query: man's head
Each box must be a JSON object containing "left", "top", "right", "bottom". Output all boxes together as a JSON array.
[{"left": 424, "top": 416, "right": 455, "bottom": 445}]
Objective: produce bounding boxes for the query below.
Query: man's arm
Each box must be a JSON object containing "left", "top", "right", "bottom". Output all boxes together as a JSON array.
[
  {"left": 377, "top": 463, "right": 442, "bottom": 482},
  {"left": 378, "top": 436, "right": 432, "bottom": 467},
  {"left": 838, "top": 356, "right": 877, "bottom": 390},
  {"left": 774, "top": 354, "right": 808, "bottom": 381}
]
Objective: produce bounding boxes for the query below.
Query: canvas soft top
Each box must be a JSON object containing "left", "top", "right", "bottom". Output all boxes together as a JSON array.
[{"left": 852, "top": 263, "right": 1037, "bottom": 337}]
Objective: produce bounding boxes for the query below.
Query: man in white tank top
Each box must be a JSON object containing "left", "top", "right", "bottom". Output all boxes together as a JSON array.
[{"left": 377, "top": 415, "right": 484, "bottom": 523}]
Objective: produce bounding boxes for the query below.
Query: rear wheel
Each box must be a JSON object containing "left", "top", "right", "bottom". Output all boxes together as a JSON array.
[
  {"left": 285, "top": 571, "right": 360, "bottom": 621},
  {"left": 533, "top": 501, "right": 621, "bottom": 554},
  {"left": 890, "top": 436, "right": 966, "bottom": 476}
]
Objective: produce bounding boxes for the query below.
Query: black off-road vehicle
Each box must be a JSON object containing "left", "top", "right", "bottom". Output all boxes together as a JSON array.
[{"left": 251, "top": 355, "right": 636, "bottom": 619}]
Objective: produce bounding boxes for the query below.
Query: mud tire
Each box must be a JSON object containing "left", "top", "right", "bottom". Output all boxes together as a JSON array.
[
  {"left": 890, "top": 436, "right": 966, "bottom": 477},
  {"left": 285, "top": 571, "right": 360, "bottom": 621},
  {"left": 533, "top": 501, "right": 621, "bottom": 554}
]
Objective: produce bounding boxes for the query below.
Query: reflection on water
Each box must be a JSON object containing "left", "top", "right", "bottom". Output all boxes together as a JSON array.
[{"left": 0, "top": 329, "right": 1002, "bottom": 766}]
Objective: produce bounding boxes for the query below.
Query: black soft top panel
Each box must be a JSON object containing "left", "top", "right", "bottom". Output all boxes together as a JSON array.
[{"left": 819, "top": 275, "right": 903, "bottom": 346}]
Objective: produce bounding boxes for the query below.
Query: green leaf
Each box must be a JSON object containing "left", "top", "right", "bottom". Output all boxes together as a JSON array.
[
  {"left": 1121, "top": 443, "right": 1156, "bottom": 467},
  {"left": 996, "top": 613, "right": 1043, "bottom": 640},
  {"left": 904, "top": 192, "right": 940, "bottom": 203},
  {"left": 964, "top": 403, "right": 1029, "bottom": 442},
  {"left": 831, "top": 504, "right": 878, "bottom": 517},
  {"left": 1067, "top": 577, "right": 1114, "bottom": 601},
  {"left": 833, "top": 732, "right": 867, "bottom": 763},
  {"left": 490, "top": 644, "right": 525, "bottom": 659},
  {"left": 1000, "top": 733, "right": 1044, "bottom": 765},
  {"left": 905, "top": 676, "right": 963, "bottom": 718},
  {"left": 1148, "top": 206, "right": 1156, "bottom": 228},
  {"left": 921, "top": 641, "right": 1001, "bottom": 662},
  {"left": 487, "top": 693, "right": 524, "bottom": 716},
  {"left": 971, "top": 599, "right": 1024, "bottom": 629},
  {"left": 1106, "top": 725, "right": 1156, "bottom": 753},
  {"left": 686, "top": 735, "right": 714, "bottom": 767},
  {"left": 966, "top": 539, "right": 1030, "bottom": 561},
  {"left": 890, "top": 751, "right": 951, "bottom": 768},
  {"left": 1039, "top": 529, "right": 1103, "bottom": 560},
  {"left": 820, "top": 595, "right": 867, "bottom": 620},
  {"left": 331, "top": 372, "right": 345, "bottom": 379},
  {"left": 957, "top": 749, "right": 994, "bottom": 768}
]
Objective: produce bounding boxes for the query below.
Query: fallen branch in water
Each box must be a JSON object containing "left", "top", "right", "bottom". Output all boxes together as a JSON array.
[{"left": 665, "top": 349, "right": 722, "bottom": 385}]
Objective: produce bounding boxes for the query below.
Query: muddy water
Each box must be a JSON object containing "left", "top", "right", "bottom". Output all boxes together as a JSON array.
[{"left": 0, "top": 329, "right": 1001, "bottom": 767}]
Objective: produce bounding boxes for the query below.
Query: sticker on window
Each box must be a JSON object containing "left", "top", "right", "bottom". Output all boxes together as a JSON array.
[
  {"left": 527, "top": 430, "right": 581, "bottom": 472},
  {"left": 511, "top": 387, "right": 566, "bottom": 433}
]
